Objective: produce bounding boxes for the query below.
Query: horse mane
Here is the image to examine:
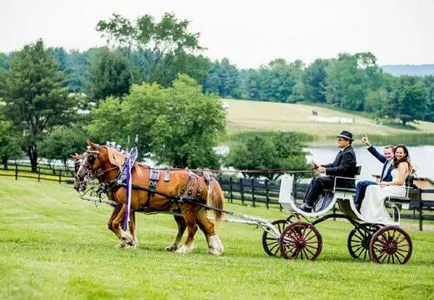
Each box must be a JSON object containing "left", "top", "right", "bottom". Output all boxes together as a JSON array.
[{"left": 106, "top": 147, "right": 126, "bottom": 169}]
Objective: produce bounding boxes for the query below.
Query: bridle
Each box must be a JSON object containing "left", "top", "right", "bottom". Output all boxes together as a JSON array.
[{"left": 76, "top": 147, "right": 122, "bottom": 190}]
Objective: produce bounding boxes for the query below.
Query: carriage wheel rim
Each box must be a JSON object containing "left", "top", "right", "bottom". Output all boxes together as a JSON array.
[
  {"left": 347, "top": 225, "right": 378, "bottom": 260},
  {"left": 369, "top": 226, "right": 412, "bottom": 264},
  {"left": 262, "top": 220, "right": 289, "bottom": 256},
  {"left": 279, "top": 222, "right": 322, "bottom": 261}
]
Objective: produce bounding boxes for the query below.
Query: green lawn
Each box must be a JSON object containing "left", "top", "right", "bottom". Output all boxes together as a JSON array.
[
  {"left": 1, "top": 177, "right": 433, "bottom": 299},
  {"left": 223, "top": 99, "right": 434, "bottom": 142}
]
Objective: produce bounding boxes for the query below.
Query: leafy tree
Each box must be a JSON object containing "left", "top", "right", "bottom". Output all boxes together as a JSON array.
[
  {"left": 203, "top": 58, "right": 241, "bottom": 98},
  {"left": 38, "top": 125, "right": 88, "bottom": 169},
  {"left": 302, "top": 58, "right": 329, "bottom": 103},
  {"left": 89, "top": 74, "right": 226, "bottom": 168},
  {"left": 325, "top": 52, "right": 382, "bottom": 111},
  {"left": 225, "top": 132, "right": 308, "bottom": 180},
  {"left": 1, "top": 39, "right": 76, "bottom": 172},
  {"left": 422, "top": 76, "right": 434, "bottom": 122},
  {"left": 87, "top": 47, "right": 132, "bottom": 104},
  {"left": 160, "top": 51, "right": 211, "bottom": 87},
  {"left": 241, "top": 69, "right": 262, "bottom": 100},
  {"left": 397, "top": 82, "right": 427, "bottom": 125},
  {"left": 96, "top": 12, "right": 203, "bottom": 84},
  {"left": 0, "top": 120, "right": 22, "bottom": 169},
  {"left": 0, "top": 53, "right": 10, "bottom": 70},
  {"left": 259, "top": 59, "right": 303, "bottom": 102}
]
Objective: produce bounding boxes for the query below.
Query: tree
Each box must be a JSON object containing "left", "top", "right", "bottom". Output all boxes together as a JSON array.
[
  {"left": 87, "top": 47, "right": 132, "bottom": 104},
  {"left": 1, "top": 39, "right": 76, "bottom": 172},
  {"left": 325, "top": 52, "right": 382, "bottom": 111},
  {"left": 397, "top": 82, "right": 427, "bottom": 125},
  {"left": 0, "top": 120, "right": 22, "bottom": 169},
  {"left": 159, "top": 51, "right": 211, "bottom": 87},
  {"left": 96, "top": 12, "right": 204, "bottom": 84},
  {"left": 203, "top": 58, "right": 241, "bottom": 98},
  {"left": 89, "top": 74, "right": 226, "bottom": 168},
  {"left": 38, "top": 125, "right": 88, "bottom": 169},
  {"left": 225, "top": 132, "right": 309, "bottom": 180},
  {"left": 302, "top": 58, "right": 329, "bottom": 103}
]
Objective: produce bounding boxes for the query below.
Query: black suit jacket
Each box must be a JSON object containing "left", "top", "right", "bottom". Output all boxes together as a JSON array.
[
  {"left": 321, "top": 146, "right": 357, "bottom": 178},
  {"left": 367, "top": 145, "right": 394, "bottom": 181}
]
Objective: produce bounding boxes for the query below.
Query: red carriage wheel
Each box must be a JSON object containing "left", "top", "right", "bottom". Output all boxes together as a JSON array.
[
  {"left": 369, "top": 226, "right": 413, "bottom": 264},
  {"left": 279, "top": 222, "right": 322, "bottom": 260},
  {"left": 262, "top": 219, "right": 290, "bottom": 256}
]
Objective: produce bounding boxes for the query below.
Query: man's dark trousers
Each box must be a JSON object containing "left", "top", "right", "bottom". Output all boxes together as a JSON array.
[
  {"left": 354, "top": 180, "right": 377, "bottom": 205},
  {"left": 304, "top": 176, "right": 334, "bottom": 207}
]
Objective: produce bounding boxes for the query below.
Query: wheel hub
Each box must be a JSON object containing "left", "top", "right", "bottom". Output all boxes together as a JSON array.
[{"left": 383, "top": 240, "right": 398, "bottom": 254}]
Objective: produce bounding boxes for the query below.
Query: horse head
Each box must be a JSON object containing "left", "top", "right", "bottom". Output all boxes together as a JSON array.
[
  {"left": 74, "top": 140, "right": 106, "bottom": 191},
  {"left": 74, "top": 140, "right": 125, "bottom": 191}
]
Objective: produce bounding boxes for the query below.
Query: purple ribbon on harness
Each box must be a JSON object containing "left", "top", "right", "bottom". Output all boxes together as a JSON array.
[{"left": 122, "top": 157, "right": 132, "bottom": 231}]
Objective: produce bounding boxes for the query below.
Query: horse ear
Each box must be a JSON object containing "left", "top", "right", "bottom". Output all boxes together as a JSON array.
[{"left": 87, "top": 140, "right": 98, "bottom": 149}]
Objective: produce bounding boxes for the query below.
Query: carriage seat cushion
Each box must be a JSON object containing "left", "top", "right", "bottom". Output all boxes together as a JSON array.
[{"left": 334, "top": 187, "right": 356, "bottom": 193}]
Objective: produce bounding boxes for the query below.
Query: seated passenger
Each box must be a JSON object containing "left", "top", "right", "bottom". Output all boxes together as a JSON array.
[
  {"left": 299, "top": 130, "right": 357, "bottom": 213},
  {"left": 353, "top": 136, "right": 395, "bottom": 210},
  {"left": 360, "top": 145, "right": 412, "bottom": 223}
]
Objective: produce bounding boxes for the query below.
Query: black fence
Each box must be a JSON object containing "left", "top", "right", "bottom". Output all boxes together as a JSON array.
[
  {"left": 216, "top": 174, "right": 434, "bottom": 231},
  {"left": 2, "top": 163, "right": 433, "bottom": 230},
  {"left": 0, "top": 162, "right": 75, "bottom": 183},
  {"left": 216, "top": 174, "right": 308, "bottom": 209}
]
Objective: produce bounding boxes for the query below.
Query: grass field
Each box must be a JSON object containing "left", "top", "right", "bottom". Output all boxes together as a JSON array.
[
  {"left": 223, "top": 99, "right": 434, "bottom": 143},
  {"left": 1, "top": 177, "right": 434, "bottom": 299}
]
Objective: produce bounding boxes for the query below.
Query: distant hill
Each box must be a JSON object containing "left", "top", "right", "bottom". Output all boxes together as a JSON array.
[{"left": 381, "top": 64, "right": 434, "bottom": 76}]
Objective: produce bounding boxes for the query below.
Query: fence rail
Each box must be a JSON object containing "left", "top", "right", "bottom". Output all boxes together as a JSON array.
[{"left": 0, "top": 163, "right": 75, "bottom": 183}]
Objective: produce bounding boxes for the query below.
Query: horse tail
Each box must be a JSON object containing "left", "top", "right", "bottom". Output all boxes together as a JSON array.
[{"left": 206, "top": 176, "right": 224, "bottom": 222}]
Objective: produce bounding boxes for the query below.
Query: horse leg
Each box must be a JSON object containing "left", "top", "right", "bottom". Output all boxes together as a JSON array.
[
  {"left": 195, "top": 209, "right": 224, "bottom": 256},
  {"left": 107, "top": 206, "right": 122, "bottom": 239},
  {"left": 176, "top": 207, "right": 198, "bottom": 254},
  {"left": 111, "top": 204, "right": 134, "bottom": 248},
  {"left": 166, "top": 215, "right": 186, "bottom": 251},
  {"left": 127, "top": 211, "right": 138, "bottom": 249}
]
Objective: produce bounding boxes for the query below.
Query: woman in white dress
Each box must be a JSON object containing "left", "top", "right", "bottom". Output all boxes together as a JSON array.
[{"left": 360, "top": 145, "right": 412, "bottom": 223}]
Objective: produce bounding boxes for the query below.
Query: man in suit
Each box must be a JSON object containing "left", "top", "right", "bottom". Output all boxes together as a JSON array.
[
  {"left": 299, "top": 130, "right": 357, "bottom": 213},
  {"left": 353, "top": 136, "right": 394, "bottom": 209}
]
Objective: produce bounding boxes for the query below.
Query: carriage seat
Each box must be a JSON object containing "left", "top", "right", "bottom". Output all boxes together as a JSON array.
[
  {"left": 385, "top": 175, "right": 414, "bottom": 210},
  {"left": 310, "top": 166, "right": 361, "bottom": 214},
  {"left": 330, "top": 166, "right": 361, "bottom": 195}
]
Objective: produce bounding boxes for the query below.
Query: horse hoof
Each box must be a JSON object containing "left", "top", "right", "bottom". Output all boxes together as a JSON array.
[
  {"left": 165, "top": 245, "right": 178, "bottom": 251},
  {"left": 176, "top": 244, "right": 194, "bottom": 254},
  {"left": 208, "top": 248, "right": 223, "bottom": 256}
]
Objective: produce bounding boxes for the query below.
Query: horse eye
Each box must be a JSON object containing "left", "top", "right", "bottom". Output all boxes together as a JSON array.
[{"left": 88, "top": 156, "right": 96, "bottom": 163}]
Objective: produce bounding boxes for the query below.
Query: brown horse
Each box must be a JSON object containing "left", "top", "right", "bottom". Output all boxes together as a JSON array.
[{"left": 74, "top": 140, "right": 225, "bottom": 255}]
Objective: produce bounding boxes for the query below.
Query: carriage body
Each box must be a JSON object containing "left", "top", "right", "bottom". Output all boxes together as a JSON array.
[{"left": 262, "top": 173, "right": 414, "bottom": 264}]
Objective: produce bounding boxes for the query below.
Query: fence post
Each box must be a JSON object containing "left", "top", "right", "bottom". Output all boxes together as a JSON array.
[
  {"left": 251, "top": 178, "right": 256, "bottom": 207},
  {"left": 38, "top": 166, "right": 41, "bottom": 182},
  {"left": 419, "top": 190, "right": 423, "bottom": 231},
  {"left": 59, "top": 169, "right": 62, "bottom": 183},
  {"left": 15, "top": 163, "right": 18, "bottom": 180},
  {"left": 240, "top": 178, "right": 244, "bottom": 205},
  {"left": 265, "top": 179, "right": 269, "bottom": 209},
  {"left": 229, "top": 177, "right": 233, "bottom": 203},
  {"left": 292, "top": 173, "right": 297, "bottom": 203}
]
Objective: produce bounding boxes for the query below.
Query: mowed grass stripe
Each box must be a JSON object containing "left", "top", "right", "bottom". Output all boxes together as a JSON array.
[{"left": 0, "top": 177, "right": 433, "bottom": 299}]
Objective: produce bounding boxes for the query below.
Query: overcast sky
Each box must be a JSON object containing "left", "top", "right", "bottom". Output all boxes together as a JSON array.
[{"left": 1, "top": 0, "right": 433, "bottom": 68}]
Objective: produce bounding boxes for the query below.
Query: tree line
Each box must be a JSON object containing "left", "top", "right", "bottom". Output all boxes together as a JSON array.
[{"left": 0, "top": 12, "right": 433, "bottom": 175}]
